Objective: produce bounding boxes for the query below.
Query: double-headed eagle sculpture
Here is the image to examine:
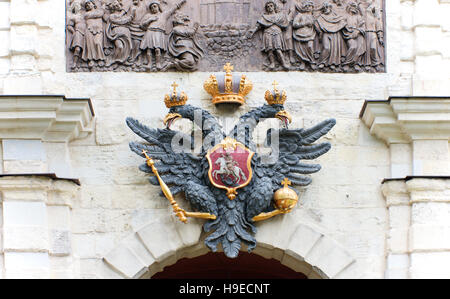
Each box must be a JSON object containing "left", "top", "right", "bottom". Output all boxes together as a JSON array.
[{"left": 126, "top": 64, "right": 336, "bottom": 258}]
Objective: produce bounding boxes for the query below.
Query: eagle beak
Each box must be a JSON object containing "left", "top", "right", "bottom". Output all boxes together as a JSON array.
[
  {"left": 275, "top": 110, "right": 292, "bottom": 128},
  {"left": 163, "top": 113, "right": 182, "bottom": 129}
]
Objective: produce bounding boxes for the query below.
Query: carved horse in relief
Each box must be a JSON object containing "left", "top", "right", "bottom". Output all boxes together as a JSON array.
[{"left": 213, "top": 156, "right": 247, "bottom": 184}]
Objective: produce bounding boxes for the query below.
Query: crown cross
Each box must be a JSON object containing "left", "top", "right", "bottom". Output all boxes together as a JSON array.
[
  {"left": 272, "top": 80, "right": 279, "bottom": 92},
  {"left": 224, "top": 63, "right": 234, "bottom": 74},
  {"left": 171, "top": 82, "right": 179, "bottom": 93}
]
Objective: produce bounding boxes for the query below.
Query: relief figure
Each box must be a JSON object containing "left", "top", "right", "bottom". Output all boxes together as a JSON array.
[
  {"left": 67, "top": 1, "right": 86, "bottom": 69},
  {"left": 249, "top": 0, "right": 290, "bottom": 70},
  {"left": 342, "top": 1, "right": 366, "bottom": 71},
  {"left": 165, "top": 13, "right": 204, "bottom": 72},
  {"left": 128, "top": 0, "right": 149, "bottom": 65},
  {"left": 82, "top": 0, "right": 106, "bottom": 67},
  {"left": 105, "top": 0, "right": 133, "bottom": 67},
  {"left": 364, "top": 4, "right": 384, "bottom": 71},
  {"left": 277, "top": 0, "right": 297, "bottom": 65},
  {"left": 292, "top": 1, "right": 317, "bottom": 70},
  {"left": 315, "top": 1, "right": 347, "bottom": 70},
  {"left": 140, "top": 0, "right": 186, "bottom": 71}
]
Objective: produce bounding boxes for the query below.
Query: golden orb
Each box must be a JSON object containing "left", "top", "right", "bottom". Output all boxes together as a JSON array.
[{"left": 274, "top": 178, "right": 299, "bottom": 212}]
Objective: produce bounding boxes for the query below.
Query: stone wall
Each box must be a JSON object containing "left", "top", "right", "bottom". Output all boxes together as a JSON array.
[{"left": 0, "top": 0, "right": 449, "bottom": 278}]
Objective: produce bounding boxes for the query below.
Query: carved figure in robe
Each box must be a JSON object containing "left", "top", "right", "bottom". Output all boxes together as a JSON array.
[
  {"left": 331, "top": 0, "right": 346, "bottom": 15},
  {"left": 292, "top": 1, "right": 317, "bottom": 70},
  {"left": 82, "top": 0, "right": 106, "bottom": 67},
  {"left": 129, "top": 0, "right": 149, "bottom": 65},
  {"left": 315, "top": 2, "right": 347, "bottom": 70},
  {"left": 342, "top": 1, "right": 366, "bottom": 70},
  {"left": 249, "top": 0, "right": 290, "bottom": 70},
  {"left": 140, "top": 0, "right": 187, "bottom": 71},
  {"left": 104, "top": 0, "right": 133, "bottom": 67},
  {"left": 364, "top": 4, "right": 384, "bottom": 71},
  {"left": 276, "top": 0, "right": 297, "bottom": 64},
  {"left": 67, "top": 1, "right": 86, "bottom": 69},
  {"left": 164, "top": 13, "right": 204, "bottom": 72}
]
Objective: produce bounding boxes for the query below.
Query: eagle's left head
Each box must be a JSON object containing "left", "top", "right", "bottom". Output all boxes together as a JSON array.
[
  {"left": 163, "top": 82, "right": 189, "bottom": 129},
  {"left": 265, "top": 81, "right": 292, "bottom": 128}
]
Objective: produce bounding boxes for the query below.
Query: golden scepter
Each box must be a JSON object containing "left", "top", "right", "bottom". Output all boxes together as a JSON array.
[{"left": 142, "top": 150, "right": 216, "bottom": 223}]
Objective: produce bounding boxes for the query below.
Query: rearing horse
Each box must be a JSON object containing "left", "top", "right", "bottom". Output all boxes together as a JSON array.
[{"left": 213, "top": 156, "right": 247, "bottom": 184}]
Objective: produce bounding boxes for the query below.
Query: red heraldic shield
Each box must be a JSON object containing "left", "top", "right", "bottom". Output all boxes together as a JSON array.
[{"left": 206, "top": 137, "right": 254, "bottom": 200}]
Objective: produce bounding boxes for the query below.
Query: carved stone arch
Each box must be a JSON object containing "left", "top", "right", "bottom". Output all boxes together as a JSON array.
[{"left": 103, "top": 215, "right": 355, "bottom": 279}]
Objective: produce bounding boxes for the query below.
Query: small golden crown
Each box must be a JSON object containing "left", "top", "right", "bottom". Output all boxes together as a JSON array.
[
  {"left": 203, "top": 63, "right": 253, "bottom": 105},
  {"left": 265, "top": 81, "right": 287, "bottom": 105},
  {"left": 164, "top": 82, "right": 188, "bottom": 108}
]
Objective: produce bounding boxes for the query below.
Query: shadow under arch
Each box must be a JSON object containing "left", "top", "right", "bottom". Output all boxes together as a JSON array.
[{"left": 103, "top": 216, "right": 355, "bottom": 279}]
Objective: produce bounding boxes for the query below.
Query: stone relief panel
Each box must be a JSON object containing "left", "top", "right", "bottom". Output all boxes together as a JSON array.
[{"left": 66, "top": 0, "right": 385, "bottom": 73}]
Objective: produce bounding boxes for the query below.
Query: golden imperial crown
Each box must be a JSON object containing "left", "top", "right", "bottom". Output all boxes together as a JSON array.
[
  {"left": 203, "top": 63, "right": 253, "bottom": 105},
  {"left": 165, "top": 82, "right": 188, "bottom": 108},
  {"left": 265, "top": 81, "right": 287, "bottom": 105}
]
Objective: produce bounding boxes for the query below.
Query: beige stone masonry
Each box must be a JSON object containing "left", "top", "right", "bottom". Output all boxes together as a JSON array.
[
  {"left": 382, "top": 177, "right": 450, "bottom": 278},
  {"left": 361, "top": 97, "right": 450, "bottom": 177},
  {"left": 0, "top": 175, "right": 80, "bottom": 278},
  {"left": 104, "top": 218, "right": 355, "bottom": 279},
  {"left": 0, "top": 95, "right": 94, "bottom": 142}
]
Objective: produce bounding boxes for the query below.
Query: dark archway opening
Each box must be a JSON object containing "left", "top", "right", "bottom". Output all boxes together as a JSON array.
[{"left": 152, "top": 252, "right": 308, "bottom": 279}]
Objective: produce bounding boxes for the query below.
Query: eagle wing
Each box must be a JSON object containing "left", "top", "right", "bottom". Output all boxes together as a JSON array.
[
  {"left": 246, "top": 119, "right": 336, "bottom": 219},
  {"left": 126, "top": 117, "right": 218, "bottom": 215},
  {"left": 258, "top": 118, "right": 336, "bottom": 188}
]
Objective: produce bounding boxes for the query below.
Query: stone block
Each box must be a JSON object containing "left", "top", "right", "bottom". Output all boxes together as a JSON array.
[
  {"left": 410, "top": 252, "right": 450, "bottom": 278},
  {"left": 400, "top": 31, "right": 415, "bottom": 61},
  {"left": 411, "top": 202, "right": 450, "bottom": 225},
  {"left": 71, "top": 209, "right": 104, "bottom": 234},
  {"left": 2, "top": 139, "right": 46, "bottom": 161},
  {"left": 0, "top": 31, "right": 10, "bottom": 58},
  {"left": 3, "top": 201, "right": 47, "bottom": 226},
  {"left": 285, "top": 224, "right": 323, "bottom": 261},
  {"left": 413, "top": 0, "right": 442, "bottom": 27},
  {"left": 4, "top": 252, "right": 49, "bottom": 270},
  {"left": 0, "top": 2, "right": 10, "bottom": 30},
  {"left": 95, "top": 100, "right": 139, "bottom": 146},
  {"left": 47, "top": 181, "right": 79, "bottom": 207},
  {"left": 415, "top": 27, "right": 443, "bottom": 56},
  {"left": 9, "top": 0, "right": 39, "bottom": 25},
  {"left": 137, "top": 220, "right": 183, "bottom": 262},
  {"left": 10, "top": 25, "right": 38, "bottom": 55},
  {"left": 0, "top": 57, "right": 10, "bottom": 75},
  {"left": 72, "top": 234, "right": 96, "bottom": 259},
  {"left": 304, "top": 237, "right": 355, "bottom": 278},
  {"left": 43, "top": 142, "right": 72, "bottom": 178},
  {"left": 1, "top": 189, "right": 47, "bottom": 202},
  {"left": 415, "top": 55, "right": 444, "bottom": 75},
  {"left": 387, "top": 254, "right": 409, "bottom": 270},
  {"left": 410, "top": 225, "right": 450, "bottom": 251},
  {"left": 400, "top": 1, "right": 414, "bottom": 30},
  {"left": 104, "top": 245, "right": 148, "bottom": 279},
  {"left": 389, "top": 205, "right": 411, "bottom": 229},
  {"left": 119, "top": 233, "right": 155, "bottom": 267},
  {"left": 412, "top": 140, "right": 450, "bottom": 176},
  {"left": 95, "top": 233, "right": 116, "bottom": 257},
  {"left": 442, "top": 4, "right": 450, "bottom": 32},
  {"left": 2, "top": 74, "right": 42, "bottom": 94},
  {"left": 49, "top": 229, "right": 71, "bottom": 256},
  {"left": 3, "top": 226, "right": 49, "bottom": 252},
  {"left": 390, "top": 144, "right": 412, "bottom": 178},
  {"left": 3, "top": 160, "right": 47, "bottom": 173}
]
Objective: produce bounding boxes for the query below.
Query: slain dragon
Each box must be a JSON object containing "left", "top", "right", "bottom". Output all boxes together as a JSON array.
[{"left": 126, "top": 68, "right": 336, "bottom": 259}]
